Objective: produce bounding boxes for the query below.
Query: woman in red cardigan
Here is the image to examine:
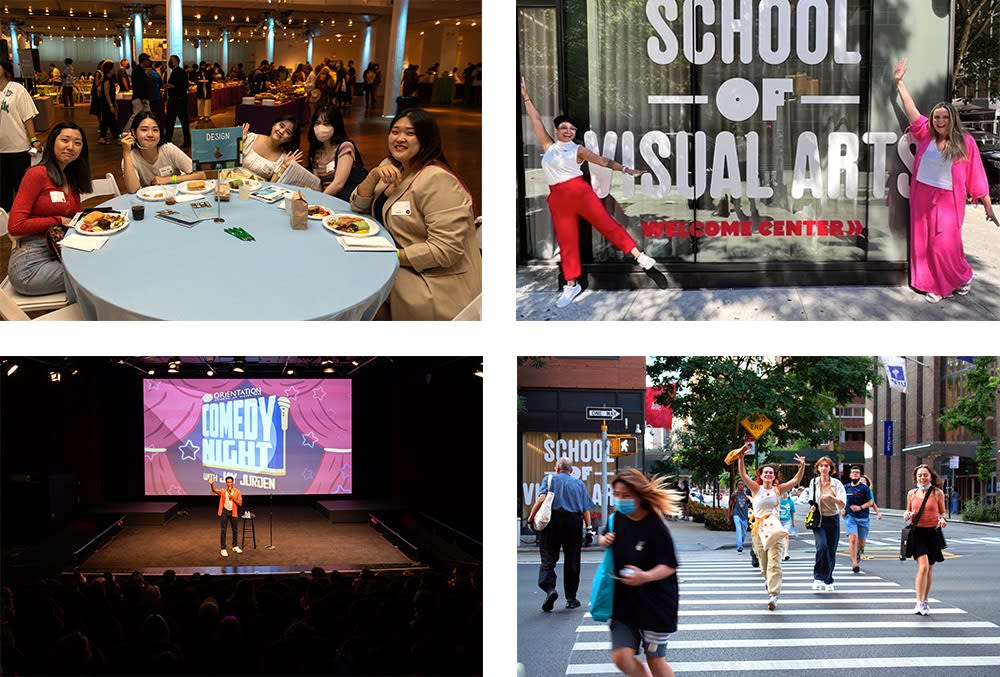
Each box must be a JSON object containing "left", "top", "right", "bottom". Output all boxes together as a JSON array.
[{"left": 7, "top": 121, "right": 93, "bottom": 300}]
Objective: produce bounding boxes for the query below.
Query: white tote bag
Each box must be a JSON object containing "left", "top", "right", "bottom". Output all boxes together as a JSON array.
[
  {"left": 533, "top": 474, "right": 555, "bottom": 531},
  {"left": 758, "top": 512, "right": 790, "bottom": 550}
]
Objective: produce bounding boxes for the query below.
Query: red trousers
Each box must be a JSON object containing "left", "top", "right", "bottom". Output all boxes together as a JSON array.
[{"left": 546, "top": 176, "right": 638, "bottom": 282}]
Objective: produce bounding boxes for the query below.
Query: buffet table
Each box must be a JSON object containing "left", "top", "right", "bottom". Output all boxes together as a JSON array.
[{"left": 234, "top": 97, "right": 308, "bottom": 135}]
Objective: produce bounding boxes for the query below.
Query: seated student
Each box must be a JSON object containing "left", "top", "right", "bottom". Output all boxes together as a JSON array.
[
  {"left": 7, "top": 122, "right": 92, "bottom": 300},
  {"left": 305, "top": 104, "right": 366, "bottom": 201},
  {"left": 240, "top": 117, "right": 304, "bottom": 182},
  {"left": 350, "top": 108, "right": 482, "bottom": 321},
  {"left": 120, "top": 112, "right": 206, "bottom": 193}
]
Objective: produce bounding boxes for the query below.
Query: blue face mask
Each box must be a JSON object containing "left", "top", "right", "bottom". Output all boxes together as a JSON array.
[
  {"left": 917, "top": 483, "right": 931, "bottom": 491},
  {"left": 615, "top": 498, "right": 637, "bottom": 515}
]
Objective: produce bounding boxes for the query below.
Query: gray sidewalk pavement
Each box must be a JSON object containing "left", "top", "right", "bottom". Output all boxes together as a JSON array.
[{"left": 516, "top": 207, "right": 1000, "bottom": 320}]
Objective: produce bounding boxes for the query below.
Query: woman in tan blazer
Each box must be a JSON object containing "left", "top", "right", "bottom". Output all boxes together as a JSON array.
[{"left": 350, "top": 109, "right": 481, "bottom": 320}]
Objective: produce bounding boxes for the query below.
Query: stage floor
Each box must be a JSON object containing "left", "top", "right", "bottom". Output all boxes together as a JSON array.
[{"left": 73, "top": 506, "right": 415, "bottom": 576}]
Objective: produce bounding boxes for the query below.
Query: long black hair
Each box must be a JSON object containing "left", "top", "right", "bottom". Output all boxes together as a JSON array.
[
  {"left": 387, "top": 108, "right": 449, "bottom": 170},
  {"left": 306, "top": 104, "right": 361, "bottom": 171},
  {"left": 40, "top": 121, "right": 92, "bottom": 194},
  {"left": 271, "top": 114, "right": 301, "bottom": 153}
]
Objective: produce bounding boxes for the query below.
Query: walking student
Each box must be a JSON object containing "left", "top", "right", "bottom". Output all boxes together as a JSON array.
[
  {"left": 803, "top": 456, "right": 846, "bottom": 591},
  {"left": 843, "top": 466, "right": 874, "bottom": 573},
  {"left": 526, "top": 456, "right": 593, "bottom": 612},
  {"left": 736, "top": 444, "right": 806, "bottom": 610},
  {"left": 778, "top": 489, "right": 797, "bottom": 561},
  {"left": 903, "top": 464, "right": 948, "bottom": 615},
  {"left": 728, "top": 480, "right": 749, "bottom": 553},
  {"left": 597, "top": 468, "right": 681, "bottom": 677}
]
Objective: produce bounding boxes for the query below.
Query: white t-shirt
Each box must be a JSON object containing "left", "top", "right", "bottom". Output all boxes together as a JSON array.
[
  {"left": 123, "top": 142, "right": 194, "bottom": 187},
  {"left": 541, "top": 140, "right": 583, "bottom": 185},
  {"left": 0, "top": 81, "right": 39, "bottom": 153},
  {"left": 751, "top": 486, "right": 779, "bottom": 519},
  {"left": 224, "top": 492, "right": 234, "bottom": 512},
  {"left": 916, "top": 143, "right": 954, "bottom": 190}
]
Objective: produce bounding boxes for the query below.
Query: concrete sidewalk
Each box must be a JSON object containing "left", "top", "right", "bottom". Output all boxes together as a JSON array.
[{"left": 516, "top": 207, "right": 1000, "bottom": 320}]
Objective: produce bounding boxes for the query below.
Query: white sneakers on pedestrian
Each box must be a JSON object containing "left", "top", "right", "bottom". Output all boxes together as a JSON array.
[
  {"left": 925, "top": 292, "right": 943, "bottom": 303},
  {"left": 811, "top": 580, "right": 822, "bottom": 590},
  {"left": 824, "top": 584, "right": 835, "bottom": 592},
  {"left": 636, "top": 253, "right": 656, "bottom": 270},
  {"left": 914, "top": 600, "right": 929, "bottom": 615},
  {"left": 220, "top": 549, "right": 228, "bottom": 557},
  {"left": 767, "top": 595, "right": 777, "bottom": 611},
  {"left": 233, "top": 546, "right": 243, "bottom": 554},
  {"left": 956, "top": 272, "right": 974, "bottom": 296},
  {"left": 556, "top": 283, "right": 582, "bottom": 308}
]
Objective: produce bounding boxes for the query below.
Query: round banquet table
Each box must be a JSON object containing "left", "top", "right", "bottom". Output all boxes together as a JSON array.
[{"left": 61, "top": 184, "right": 398, "bottom": 320}]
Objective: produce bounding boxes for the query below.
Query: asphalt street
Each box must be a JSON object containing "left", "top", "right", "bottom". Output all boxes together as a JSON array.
[{"left": 517, "top": 515, "right": 1000, "bottom": 675}]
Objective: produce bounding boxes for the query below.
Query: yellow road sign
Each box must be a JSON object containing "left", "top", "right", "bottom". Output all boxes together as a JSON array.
[{"left": 741, "top": 414, "right": 773, "bottom": 439}]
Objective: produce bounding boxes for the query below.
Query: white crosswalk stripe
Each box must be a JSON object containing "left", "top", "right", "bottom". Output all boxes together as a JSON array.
[{"left": 565, "top": 558, "right": 1000, "bottom": 675}]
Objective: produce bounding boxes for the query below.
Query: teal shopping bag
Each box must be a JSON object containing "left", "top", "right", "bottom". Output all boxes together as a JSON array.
[{"left": 589, "top": 513, "right": 616, "bottom": 622}]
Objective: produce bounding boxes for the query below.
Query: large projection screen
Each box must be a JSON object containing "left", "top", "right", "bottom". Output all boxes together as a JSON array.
[{"left": 143, "top": 378, "right": 351, "bottom": 495}]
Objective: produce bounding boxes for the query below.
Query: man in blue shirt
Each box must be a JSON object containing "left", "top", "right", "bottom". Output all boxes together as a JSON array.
[
  {"left": 527, "top": 456, "right": 594, "bottom": 612},
  {"left": 843, "top": 466, "right": 874, "bottom": 573},
  {"left": 728, "top": 481, "right": 749, "bottom": 553}
]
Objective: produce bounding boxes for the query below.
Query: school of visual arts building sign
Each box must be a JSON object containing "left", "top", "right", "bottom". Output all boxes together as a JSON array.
[{"left": 516, "top": 0, "right": 952, "bottom": 289}]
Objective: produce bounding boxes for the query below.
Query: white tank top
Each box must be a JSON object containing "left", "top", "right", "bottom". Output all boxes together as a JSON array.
[
  {"left": 542, "top": 141, "right": 583, "bottom": 185},
  {"left": 916, "top": 142, "right": 954, "bottom": 190},
  {"left": 751, "top": 486, "right": 779, "bottom": 519}
]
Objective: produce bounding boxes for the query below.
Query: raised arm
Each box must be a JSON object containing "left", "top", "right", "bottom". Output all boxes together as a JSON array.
[
  {"left": 521, "top": 76, "right": 554, "bottom": 151},
  {"left": 577, "top": 146, "right": 647, "bottom": 177},
  {"left": 778, "top": 454, "right": 807, "bottom": 494},
  {"left": 736, "top": 445, "right": 759, "bottom": 494},
  {"left": 894, "top": 58, "right": 921, "bottom": 124}
]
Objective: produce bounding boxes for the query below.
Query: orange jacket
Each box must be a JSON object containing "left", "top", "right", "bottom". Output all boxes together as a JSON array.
[{"left": 212, "top": 484, "right": 243, "bottom": 516}]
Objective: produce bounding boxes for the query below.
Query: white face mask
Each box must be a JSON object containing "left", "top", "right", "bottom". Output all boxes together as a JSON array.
[{"left": 313, "top": 124, "right": 334, "bottom": 142}]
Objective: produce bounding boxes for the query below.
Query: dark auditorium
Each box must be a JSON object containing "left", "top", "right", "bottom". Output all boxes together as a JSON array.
[{"left": 0, "top": 356, "right": 483, "bottom": 676}]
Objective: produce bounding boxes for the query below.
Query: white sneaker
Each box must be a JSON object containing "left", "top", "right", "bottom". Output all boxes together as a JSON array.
[
  {"left": 919, "top": 601, "right": 930, "bottom": 616},
  {"left": 767, "top": 595, "right": 777, "bottom": 610},
  {"left": 556, "top": 283, "right": 582, "bottom": 308},
  {"left": 232, "top": 546, "right": 243, "bottom": 554},
  {"left": 811, "top": 580, "right": 822, "bottom": 590},
  {"left": 824, "top": 583, "right": 835, "bottom": 592},
  {"left": 956, "top": 272, "right": 974, "bottom": 296},
  {"left": 636, "top": 253, "right": 656, "bottom": 270},
  {"left": 220, "top": 549, "right": 228, "bottom": 557},
  {"left": 925, "top": 292, "right": 943, "bottom": 303}
]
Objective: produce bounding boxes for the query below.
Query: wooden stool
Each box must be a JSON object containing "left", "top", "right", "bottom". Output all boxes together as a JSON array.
[{"left": 241, "top": 512, "right": 256, "bottom": 549}]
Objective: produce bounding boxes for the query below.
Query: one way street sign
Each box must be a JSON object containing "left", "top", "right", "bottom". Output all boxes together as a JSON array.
[{"left": 586, "top": 407, "right": 623, "bottom": 420}]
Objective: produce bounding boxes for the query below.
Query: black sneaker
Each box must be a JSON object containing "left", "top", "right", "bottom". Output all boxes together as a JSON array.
[
  {"left": 542, "top": 590, "right": 558, "bottom": 612},
  {"left": 852, "top": 565, "right": 860, "bottom": 573},
  {"left": 566, "top": 599, "right": 581, "bottom": 609}
]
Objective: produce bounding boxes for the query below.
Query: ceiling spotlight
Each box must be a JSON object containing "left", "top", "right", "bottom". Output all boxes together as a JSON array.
[
  {"left": 233, "top": 358, "right": 246, "bottom": 373},
  {"left": 474, "top": 367, "right": 484, "bottom": 378},
  {"left": 323, "top": 366, "right": 335, "bottom": 374},
  {"left": 49, "top": 370, "right": 62, "bottom": 382},
  {"left": 286, "top": 368, "right": 295, "bottom": 375},
  {"left": 206, "top": 367, "right": 215, "bottom": 376},
  {"left": 6, "top": 363, "right": 18, "bottom": 376},
  {"left": 147, "top": 369, "right": 155, "bottom": 375},
  {"left": 167, "top": 358, "right": 181, "bottom": 373},
  {"left": 351, "top": 360, "right": 359, "bottom": 367}
]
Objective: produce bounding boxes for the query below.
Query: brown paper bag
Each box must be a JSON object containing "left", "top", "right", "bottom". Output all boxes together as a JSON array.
[{"left": 289, "top": 192, "right": 309, "bottom": 229}]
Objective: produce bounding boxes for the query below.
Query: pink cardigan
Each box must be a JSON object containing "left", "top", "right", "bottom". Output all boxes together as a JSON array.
[{"left": 908, "top": 115, "right": 989, "bottom": 215}]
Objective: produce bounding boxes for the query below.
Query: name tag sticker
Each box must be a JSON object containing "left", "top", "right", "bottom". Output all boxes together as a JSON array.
[
  {"left": 49, "top": 191, "right": 66, "bottom": 203},
  {"left": 390, "top": 201, "right": 411, "bottom": 216},
  {"left": 325, "top": 160, "right": 337, "bottom": 173},
  {"left": 158, "top": 166, "right": 175, "bottom": 176}
]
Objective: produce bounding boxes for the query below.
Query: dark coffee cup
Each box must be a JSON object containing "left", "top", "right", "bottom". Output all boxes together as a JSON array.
[{"left": 131, "top": 203, "right": 145, "bottom": 220}]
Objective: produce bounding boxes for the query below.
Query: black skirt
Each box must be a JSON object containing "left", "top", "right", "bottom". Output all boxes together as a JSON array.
[{"left": 910, "top": 526, "right": 944, "bottom": 565}]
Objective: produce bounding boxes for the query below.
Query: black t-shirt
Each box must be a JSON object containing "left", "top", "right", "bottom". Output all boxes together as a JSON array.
[{"left": 611, "top": 512, "right": 679, "bottom": 633}]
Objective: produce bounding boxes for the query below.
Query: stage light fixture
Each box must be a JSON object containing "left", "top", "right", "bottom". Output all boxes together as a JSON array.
[
  {"left": 167, "top": 358, "right": 181, "bottom": 373},
  {"left": 5, "top": 363, "right": 18, "bottom": 376},
  {"left": 286, "top": 368, "right": 295, "bottom": 375},
  {"left": 351, "top": 360, "right": 359, "bottom": 366},
  {"left": 233, "top": 358, "right": 246, "bottom": 373},
  {"left": 147, "top": 369, "right": 155, "bottom": 375},
  {"left": 323, "top": 366, "right": 335, "bottom": 374},
  {"left": 206, "top": 367, "right": 215, "bottom": 376},
  {"left": 474, "top": 364, "right": 483, "bottom": 378},
  {"left": 49, "top": 370, "right": 62, "bottom": 382}
]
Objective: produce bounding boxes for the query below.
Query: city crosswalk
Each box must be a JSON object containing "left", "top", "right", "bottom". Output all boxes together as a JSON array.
[{"left": 564, "top": 558, "right": 1000, "bottom": 675}]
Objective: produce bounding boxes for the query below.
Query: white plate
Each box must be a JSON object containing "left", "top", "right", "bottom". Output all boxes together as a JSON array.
[
  {"left": 323, "top": 214, "right": 380, "bottom": 237},
  {"left": 73, "top": 210, "right": 130, "bottom": 236},
  {"left": 177, "top": 180, "right": 216, "bottom": 194},
  {"left": 307, "top": 204, "right": 334, "bottom": 220},
  {"left": 224, "top": 178, "right": 262, "bottom": 192},
  {"left": 136, "top": 186, "right": 169, "bottom": 201}
]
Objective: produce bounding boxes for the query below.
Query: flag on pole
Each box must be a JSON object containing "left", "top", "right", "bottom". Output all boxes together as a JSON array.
[{"left": 880, "top": 356, "right": 907, "bottom": 393}]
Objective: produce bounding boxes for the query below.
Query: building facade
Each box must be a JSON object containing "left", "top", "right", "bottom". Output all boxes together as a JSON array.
[
  {"left": 865, "top": 357, "right": 1000, "bottom": 512},
  {"left": 517, "top": 0, "right": 952, "bottom": 289}
]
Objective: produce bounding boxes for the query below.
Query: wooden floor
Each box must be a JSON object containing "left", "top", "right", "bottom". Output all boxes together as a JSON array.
[{"left": 1, "top": 95, "right": 482, "bottom": 293}]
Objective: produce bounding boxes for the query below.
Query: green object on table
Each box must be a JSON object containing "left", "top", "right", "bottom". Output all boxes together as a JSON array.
[{"left": 224, "top": 227, "right": 255, "bottom": 242}]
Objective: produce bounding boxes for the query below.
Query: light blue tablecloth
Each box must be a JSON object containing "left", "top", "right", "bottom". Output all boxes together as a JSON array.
[{"left": 62, "top": 184, "right": 398, "bottom": 320}]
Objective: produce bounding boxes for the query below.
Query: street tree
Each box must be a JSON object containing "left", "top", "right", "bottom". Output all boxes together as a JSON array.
[
  {"left": 953, "top": 0, "right": 1000, "bottom": 100},
  {"left": 939, "top": 357, "right": 1000, "bottom": 498},
  {"left": 647, "top": 356, "right": 880, "bottom": 491}
]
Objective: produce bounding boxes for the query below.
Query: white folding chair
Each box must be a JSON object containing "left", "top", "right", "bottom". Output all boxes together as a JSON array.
[
  {"left": 451, "top": 293, "right": 482, "bottom": 321},
  {"left": 0, "top": 207, "right": 71, "bottom": 312},
  {"left": 0, "top": 285, "right": 84, "bottom": 321},
  {"left": 79, "top": 173, "right": 121, "bottom": 204}
]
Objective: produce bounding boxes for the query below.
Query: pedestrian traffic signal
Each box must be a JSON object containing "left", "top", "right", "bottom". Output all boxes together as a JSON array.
[{"left": 609, "top": 435, "right": 638, "bottom": 456}]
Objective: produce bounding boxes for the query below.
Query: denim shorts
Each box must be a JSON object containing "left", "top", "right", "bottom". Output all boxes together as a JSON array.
[
  {"left": 844, "top": 514, "right": 870, "bottom": 540},
  {"left": 610, "top": 619, "right": 669, "bottom": 658}
]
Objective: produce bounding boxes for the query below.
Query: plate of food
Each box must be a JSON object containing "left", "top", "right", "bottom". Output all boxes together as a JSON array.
[
  {"left": 73, "top": 210, "right": 129, "bottom": 236},
  {"left": 224, "top": 177, "right": 262, "bottom": 191},
  {"left": 136, "top": 186, "right": 168, "bottom": 201},
  {"left": 308, "top": 204, "right": 333, "bottom": 220},
  {"left": 177, "top": 179, "right": 215, "bottom": 194},
  {"left": 323, "top": 214, "right": 380, "bottom": 237}
]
